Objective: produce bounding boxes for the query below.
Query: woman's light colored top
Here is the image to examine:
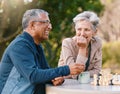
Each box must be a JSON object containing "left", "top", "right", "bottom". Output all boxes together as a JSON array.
[{"left": 58, "top": 36, "right": 102, "bottom": 77}]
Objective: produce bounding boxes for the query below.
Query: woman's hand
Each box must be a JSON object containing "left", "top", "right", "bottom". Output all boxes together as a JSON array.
[
  {"left": 76, "top": 36, "right": 88, "bottom": 49},
  {"left": 76, "top": 36, "right": 88, "bottom": 56}
]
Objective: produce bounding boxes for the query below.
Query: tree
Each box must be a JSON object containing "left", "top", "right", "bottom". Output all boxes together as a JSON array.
[{"left": 0, "top": 0, "right": 104, "bottom": 67}]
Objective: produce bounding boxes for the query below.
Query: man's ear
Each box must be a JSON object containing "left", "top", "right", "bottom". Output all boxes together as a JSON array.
[{"left": 29, "top": 21, "right": 34, "bottom": 29}]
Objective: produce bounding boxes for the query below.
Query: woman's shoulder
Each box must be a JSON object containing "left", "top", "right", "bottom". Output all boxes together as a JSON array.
[
  {"left": 92, "top": 36, "right": 102, "bottom": 47},
  {"left": 62, "top": 37, "right": 73, "bottom": 43},
  {"left": 62, "top": 37, "right": 75, "bottom": 47}
]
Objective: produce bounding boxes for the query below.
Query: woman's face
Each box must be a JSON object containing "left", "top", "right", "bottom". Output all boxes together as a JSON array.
[{"left": 75, "top": 20, "right": 94, "bottom": 44}]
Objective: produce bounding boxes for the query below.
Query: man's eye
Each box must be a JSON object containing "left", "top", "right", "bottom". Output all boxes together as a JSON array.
[{"left": 78, "top": 28, "right": 82, "bottom": 31}]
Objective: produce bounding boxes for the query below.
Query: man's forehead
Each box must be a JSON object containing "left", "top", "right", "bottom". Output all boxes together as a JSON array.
[{"left": 38, "top": 13, "right": 48, "bottom": 19}]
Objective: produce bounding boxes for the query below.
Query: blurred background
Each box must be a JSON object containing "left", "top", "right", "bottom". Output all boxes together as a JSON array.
[{"left": 0, "top": 0, "right": 120, "bottom": 74}]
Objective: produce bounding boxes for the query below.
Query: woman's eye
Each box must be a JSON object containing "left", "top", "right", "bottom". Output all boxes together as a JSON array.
[{"left": 85, "top": 28, "right": 90, "bottom": 31}]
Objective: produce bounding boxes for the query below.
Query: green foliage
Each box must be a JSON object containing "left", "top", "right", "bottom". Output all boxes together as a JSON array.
[
  {"left": 102, "top": 41, "right": 120, "bottom": 73},
  {"left": 102, "top": 41, "right": 120, "bottom": 64},
  {"left": 0, "top": 0, "right": 104, "bottom": 68}
]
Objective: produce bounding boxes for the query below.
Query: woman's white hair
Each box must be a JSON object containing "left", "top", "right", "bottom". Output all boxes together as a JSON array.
[{"left": 73, "top": 11, "right": 99, "bottom": 31}]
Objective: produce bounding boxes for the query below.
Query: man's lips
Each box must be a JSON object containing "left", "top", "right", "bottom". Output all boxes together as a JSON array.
[{"left": 45, "top": 31, "right": 49, "bottom": 36}]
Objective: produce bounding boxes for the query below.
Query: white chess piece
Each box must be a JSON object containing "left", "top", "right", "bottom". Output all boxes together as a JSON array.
[
  {"left": 93, "top": 74, "right": 97, "bottom": 86},
  {"left": 112, "top": 73, "right": 120, "bottom": 85}
]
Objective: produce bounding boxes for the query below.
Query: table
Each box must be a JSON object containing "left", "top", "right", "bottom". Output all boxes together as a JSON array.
[{"left": 46, "top": 78, "right": 120, "bottom": 94}]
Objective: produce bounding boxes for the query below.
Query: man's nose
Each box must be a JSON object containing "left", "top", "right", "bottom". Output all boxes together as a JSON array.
[{"left": 48, "top": 23, "right": 52, "bottom": 30}]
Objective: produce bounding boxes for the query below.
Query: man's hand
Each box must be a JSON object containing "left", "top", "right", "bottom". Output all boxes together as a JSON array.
[
  {"left": 68, "top": 63, "right": 85, "bottom": 75},
  {"left": 52, "top": 77, "right": 64, "bottom": 86}
]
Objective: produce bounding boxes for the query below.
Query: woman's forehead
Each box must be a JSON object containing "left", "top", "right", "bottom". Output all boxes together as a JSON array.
[{"left": 75, "top": 20, "right": 92, "bottom": 27}]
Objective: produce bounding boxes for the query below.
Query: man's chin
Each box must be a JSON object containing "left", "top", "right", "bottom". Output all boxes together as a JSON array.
[{"left": 44, "top": 36, "right": 49, "bottom": 40}]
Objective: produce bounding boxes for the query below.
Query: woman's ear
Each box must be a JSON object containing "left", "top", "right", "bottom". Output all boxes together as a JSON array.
[{"left": 92, "top": 29, "right": 97, "bottom": 36}]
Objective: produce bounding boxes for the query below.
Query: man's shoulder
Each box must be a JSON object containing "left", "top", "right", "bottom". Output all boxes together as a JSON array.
[
  {"left": 8, "top": 34, "right": 34, "bottom": 52},
  {"left": 10, "top": 36, "right": 28, "bottom": 46}
]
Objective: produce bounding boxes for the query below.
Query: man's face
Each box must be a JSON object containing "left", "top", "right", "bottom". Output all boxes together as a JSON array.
[
  {"left": 32, "top": 13, "right": 52, "bottom": 42},
  {"left": 75, "top": 20, "right": 94, "bottom": 44}
]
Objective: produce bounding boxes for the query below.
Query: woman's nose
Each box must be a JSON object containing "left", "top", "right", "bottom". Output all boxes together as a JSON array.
[{"left": 80, "top": 30, "right": 85, "bottom": 36}]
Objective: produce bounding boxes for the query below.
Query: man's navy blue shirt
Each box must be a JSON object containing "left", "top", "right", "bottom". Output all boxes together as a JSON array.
[{"left": 0, "top": 32, "right": 70, "bottom": 94}]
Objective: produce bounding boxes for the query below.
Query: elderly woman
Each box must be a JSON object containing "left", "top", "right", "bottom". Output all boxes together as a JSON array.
[{"left": 58, "top": 11, "right": 102, "bottom": 78}]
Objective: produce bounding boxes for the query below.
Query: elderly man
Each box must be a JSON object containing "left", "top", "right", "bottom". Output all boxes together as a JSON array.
[{"left": 0, "top": 9, "right": 85, "bottom": 94}]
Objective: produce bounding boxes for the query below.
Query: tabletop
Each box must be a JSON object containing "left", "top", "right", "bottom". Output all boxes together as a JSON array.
[{"left": 46, "top": 78, "right": 120, "bottom": 94}]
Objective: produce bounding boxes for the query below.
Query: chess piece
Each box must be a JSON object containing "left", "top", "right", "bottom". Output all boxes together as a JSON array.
[
  {"left": 112, "top": 73, "right": 120, "bottom": 85},
  {"left": 93, "top": 74, "right": 98, "bottom": 86}
]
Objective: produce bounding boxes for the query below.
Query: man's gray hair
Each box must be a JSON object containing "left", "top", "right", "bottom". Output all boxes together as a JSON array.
[
  {"left": 73, "top": 11, "right": 99, "bottom": 31},
  {"left": 22, "top": 9, "right": 49, "bottom": 29}
]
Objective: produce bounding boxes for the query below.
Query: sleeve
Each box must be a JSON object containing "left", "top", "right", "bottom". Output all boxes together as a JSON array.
[
  {"left": 58, "top": 39, "right": 76, "bottom": 66},
  {"left": 9, "top": 42, "right": 70, "bottom": 84},
  {"left": 76, "top": 55, "right": 88, "bottom": 64},
  {"left": 88, "top": 40, "right": 102, "bottom": 77}
]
